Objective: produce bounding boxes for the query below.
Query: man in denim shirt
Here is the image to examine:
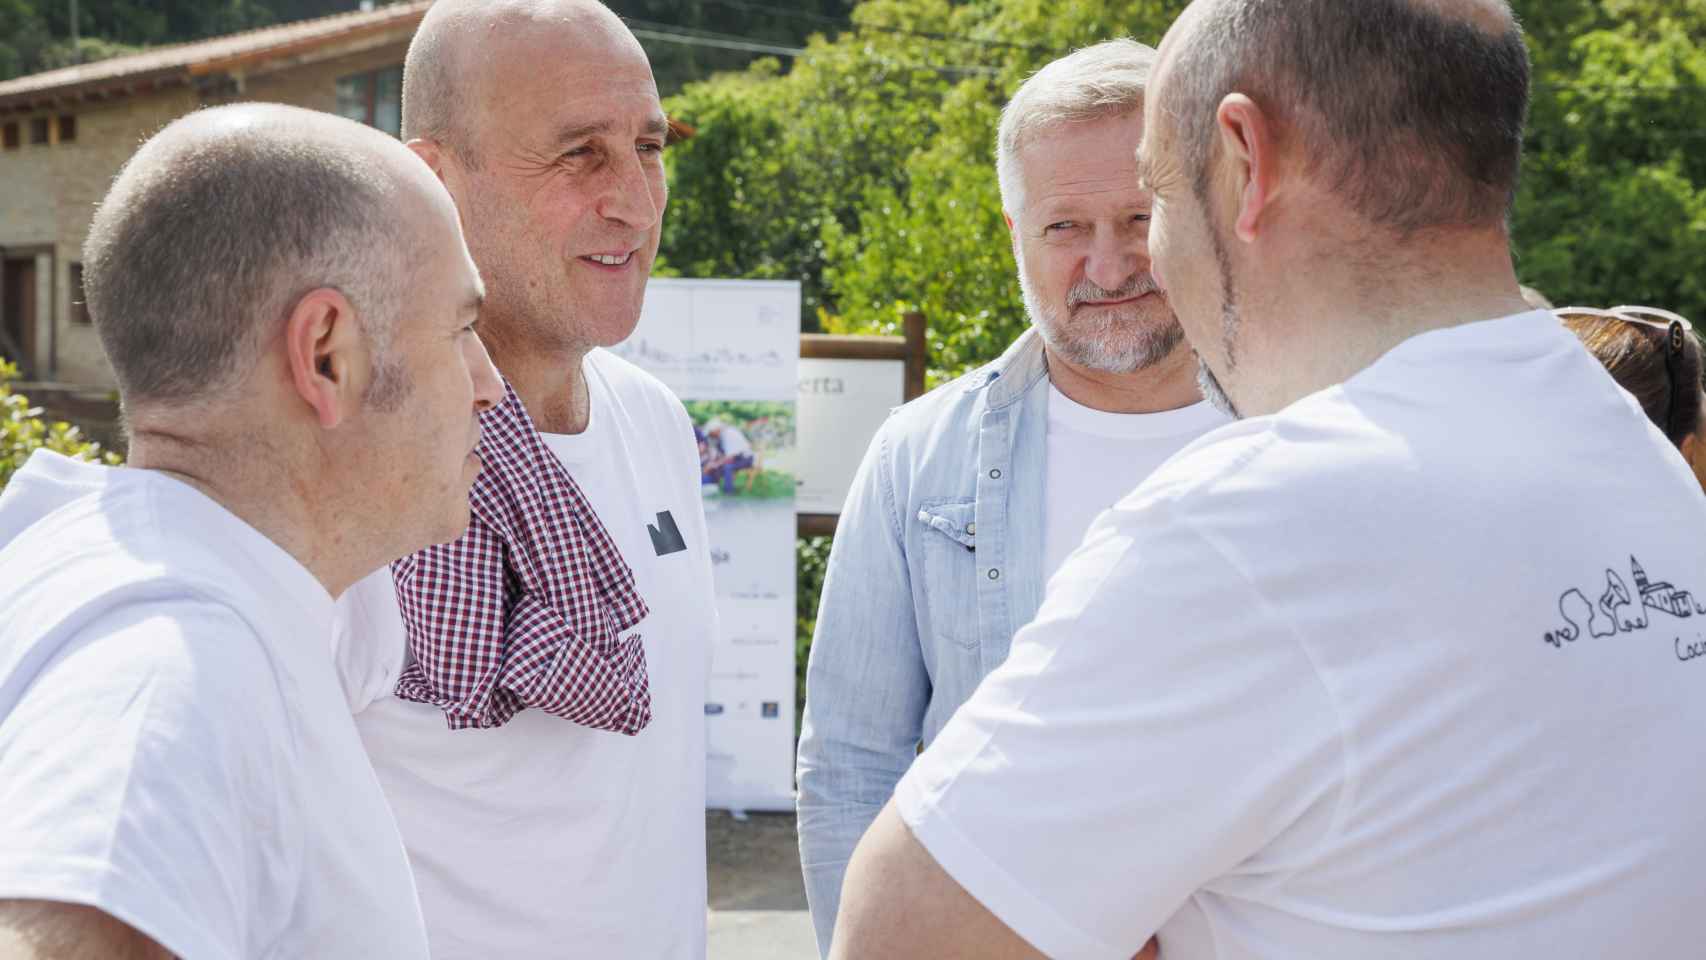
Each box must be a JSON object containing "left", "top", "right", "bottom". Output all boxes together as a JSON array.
[{"left": 796, "top": 38, "right": 1230, "bottom": 955}]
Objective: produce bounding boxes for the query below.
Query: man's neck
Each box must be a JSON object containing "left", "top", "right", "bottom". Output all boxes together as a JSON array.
[
  {"left": 1234, "top": 230, "right": 1532, "bottom": 417},
  {"left": 485, "top": 334, "right": 593, "bottom": 436},
  {"left": 125, "top": 428, "right": 351, "bottom": 596},
  {"left": 1045, "top": 341, "right": 1205, "bottom": 414}
]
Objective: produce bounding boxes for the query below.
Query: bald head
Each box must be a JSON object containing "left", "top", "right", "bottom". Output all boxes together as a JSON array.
[
  {"left": 403, "top": 0, "right": 648, "bottom": 164},
  {"left": 1157, "top": 0, "right": 1530, "bottom": 234},
  {"left": 82, "top": 103, "right": 448, "bottom": 409}
]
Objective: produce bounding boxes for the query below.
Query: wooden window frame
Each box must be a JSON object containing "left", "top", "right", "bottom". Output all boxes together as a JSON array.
[{"left": 69, "top": 262, "right": 91, "bottom": 326}]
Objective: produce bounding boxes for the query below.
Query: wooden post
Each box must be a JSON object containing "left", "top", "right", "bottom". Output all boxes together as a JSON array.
[{"left": 902, "top": 311, "right": 927, "bottom": 401}]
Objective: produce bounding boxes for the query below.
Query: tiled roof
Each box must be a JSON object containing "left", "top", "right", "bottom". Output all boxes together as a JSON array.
[{"left": 0, "top": 1, "right": 430, "bottom": 113}]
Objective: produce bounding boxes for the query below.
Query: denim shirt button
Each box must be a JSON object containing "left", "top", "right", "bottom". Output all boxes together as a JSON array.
[
  {"left": 988, "top": 468, "right": 1002, "bottom": 480},
  {"left": 966, "top": 522, "right": 976, "bottom": 535},
  {"left": 987, "top": 568, "right": 1001, "bottom": 581}
]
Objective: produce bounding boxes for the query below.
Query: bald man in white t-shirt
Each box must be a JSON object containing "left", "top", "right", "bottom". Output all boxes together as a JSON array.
[{"left": 0, "top": 105, "right": 500, "bottom": 958}]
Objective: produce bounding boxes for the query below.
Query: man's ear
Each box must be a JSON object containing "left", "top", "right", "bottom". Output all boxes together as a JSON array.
[
  {"left": 284, "top": 288, "right": 368, "bottom": 430},
  {"left": 1215, "top": 93, "right": 1277, "bottom": 244},
  {"left": 1002, "top": 211, "right": 1014, "bottom": 234},
  {"left": 407, "top": 138, "right": 446, "bottom": 181}
]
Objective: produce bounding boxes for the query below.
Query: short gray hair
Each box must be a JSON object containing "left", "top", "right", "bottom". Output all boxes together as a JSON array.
[
  {"left": 995, "top": 38, "right": 1157, "bottom": 215},
  {"left": 1165, "top": 0, "right": 1529, "bottom": 234},
  {"left": 82, "top": 108, "right": 410, "bottom": 408},
  {"left": 400, "top": 0, "right": 476, "bottom": 159},
  {"left": 403, "top": 0, "right": 625, "bottom": 166}
]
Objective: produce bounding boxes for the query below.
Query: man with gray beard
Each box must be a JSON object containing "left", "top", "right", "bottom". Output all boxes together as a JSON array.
[{"left": 795, "top": 38, "right": 1228, "bottom": 956}]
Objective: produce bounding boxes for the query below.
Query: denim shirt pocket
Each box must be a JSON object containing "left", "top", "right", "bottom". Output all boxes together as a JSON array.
[{"left": 915, "top": 498, "right": 980, "bottom": 651}]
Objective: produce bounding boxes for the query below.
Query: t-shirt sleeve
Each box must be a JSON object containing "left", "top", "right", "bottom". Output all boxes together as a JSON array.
[
  {"left": 0, "top": 597, "right": 299, "bottom": 960},
  {"left": 330, "top": 566, "right": 410, "bottom": 714},
  {"left": 892, "top": 499, "right": 1346, "bottom": 960}
]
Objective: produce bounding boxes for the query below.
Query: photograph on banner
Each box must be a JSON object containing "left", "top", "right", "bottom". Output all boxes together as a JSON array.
[
  {"left": 616, "top": 278, "right": 799, "bottom": 812},
  {"left": 691, "top": 400, "right": 797, "bottom": 500}
]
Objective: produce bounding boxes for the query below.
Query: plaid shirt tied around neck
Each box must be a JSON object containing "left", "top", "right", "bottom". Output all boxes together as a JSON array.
[{"left": 391, "top": 380, "right": 652, "bottom": 733}]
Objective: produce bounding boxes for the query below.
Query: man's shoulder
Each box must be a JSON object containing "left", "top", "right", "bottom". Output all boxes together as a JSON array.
[
  {"left": 878, "top": 348, "right": 1025, "bottom": 458},
  {"left": 1115, "top": 398, "right": 1387, "bottom": 522},
  {"left": 0, "top": 573, "right": 285, "bottom": 729}
]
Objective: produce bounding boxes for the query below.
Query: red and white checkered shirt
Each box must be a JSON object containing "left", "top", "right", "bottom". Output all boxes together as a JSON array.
[{"left": 391, "top": 381, "right": 652, "bottom": 732}]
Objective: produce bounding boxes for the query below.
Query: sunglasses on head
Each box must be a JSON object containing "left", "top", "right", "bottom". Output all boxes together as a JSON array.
[{"left": 1558, "top": 305, "right": 1698, "bottom": 440}]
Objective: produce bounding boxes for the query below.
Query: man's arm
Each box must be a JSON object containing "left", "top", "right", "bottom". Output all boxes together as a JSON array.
[
  {"left": 796, "top": 425, "right": 932, "bottom": 955},
  {"left": 836, "top": 500, "right": 1342, "bottom": 959},
  {"left": 830, "top": 804, "right": 1045, "bottom": 960},
  {"left": 0, "top": 900, "right": 171, "bottom": 960},
  {"left": 832, "top": 820, "right": 1162, "bottom": 960}
]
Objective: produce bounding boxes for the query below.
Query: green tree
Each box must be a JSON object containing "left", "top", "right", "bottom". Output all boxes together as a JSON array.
[
  {"left": 660, "top": 0, "right": 966, "bottom": 321},
  {"left": 1512, "top": 1, "right": 1706, "bottom": 318}
]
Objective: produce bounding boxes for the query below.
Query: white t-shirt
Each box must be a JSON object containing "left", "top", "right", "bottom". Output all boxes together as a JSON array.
[
  {"left": 895, "top": 311, "right": 1706, "bottom": 959},
  {"left": 0, "top": 452, "right": 426, "bottom": 960},
  {"left": 1043, "top": 385, "right": 1228, "bottom": 578},
  {"left": 334, "top": 349, "right": 715, "bottom": 960},
  {"left": 717, "top": 423, "right": 753, "bottom": 458}
]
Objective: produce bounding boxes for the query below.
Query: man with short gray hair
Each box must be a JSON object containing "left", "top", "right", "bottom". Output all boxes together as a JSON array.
[
  {"left": 835, "top": 0, "right": 1706, "bottom": 956},
  {"left": 795, "top": 37, "right": 1227, "bottom": 955},
  {"left": 0, "top": 103, "right": 502, "bottom": 958}
]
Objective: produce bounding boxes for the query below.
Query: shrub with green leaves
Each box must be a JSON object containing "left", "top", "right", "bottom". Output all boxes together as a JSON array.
[{"left": 1, "top": 359, "right": 122, "bottom": 492}]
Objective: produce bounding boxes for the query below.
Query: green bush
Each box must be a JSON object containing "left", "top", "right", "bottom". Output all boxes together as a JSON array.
[{"left": 1, "top": 359, "right": 121, "bottom": 491}]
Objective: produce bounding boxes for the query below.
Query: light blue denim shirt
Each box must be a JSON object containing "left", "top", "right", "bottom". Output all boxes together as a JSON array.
[{"left": 795, "top": 328, "right": 1051, "bottom": 955}]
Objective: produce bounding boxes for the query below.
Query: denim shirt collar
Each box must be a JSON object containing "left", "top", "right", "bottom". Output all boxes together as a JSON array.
[{"left": 964, "top": 326, "right": 1050, "bottom": 412}]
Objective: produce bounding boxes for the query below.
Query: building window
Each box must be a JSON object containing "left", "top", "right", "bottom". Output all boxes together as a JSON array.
[
  {"left": 29, "top": 116, "right": 48, "bottom": 144},
  {"left": 2, "top": 122, "right": 17, "bottom": 149},
  {"left": 69, "top": 263, "right": 91, "bottom": 326},
  {"left": 336, "top": 65, "right": 402, "bottom": 138},
  {"left": 57, "top": 114, "right": 75, "bottom": 143}
]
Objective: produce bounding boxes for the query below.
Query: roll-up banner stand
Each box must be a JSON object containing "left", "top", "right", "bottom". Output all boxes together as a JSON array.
[{"left": 616, "top": 278, "right": 800, "bottom": 812}]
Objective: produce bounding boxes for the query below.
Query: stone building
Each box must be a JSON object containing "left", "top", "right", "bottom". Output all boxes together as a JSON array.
[{"left": 0, "top": 1, "right": 431, "bottom": 388}]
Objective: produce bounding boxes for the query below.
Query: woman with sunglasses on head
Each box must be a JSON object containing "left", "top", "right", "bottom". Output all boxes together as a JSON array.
[{"left": 1558, "top": 305, "right": 1706, "bottom": 491}]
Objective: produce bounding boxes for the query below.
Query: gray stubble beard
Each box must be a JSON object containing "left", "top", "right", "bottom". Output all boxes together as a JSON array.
[{"left": 1019, "top": 267, "right": 1185, "bottom": 375}]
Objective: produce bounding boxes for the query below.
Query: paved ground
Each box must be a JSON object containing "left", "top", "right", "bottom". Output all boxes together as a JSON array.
[{"left": 707, "top": 811, "right": 818, "bottom": 959}]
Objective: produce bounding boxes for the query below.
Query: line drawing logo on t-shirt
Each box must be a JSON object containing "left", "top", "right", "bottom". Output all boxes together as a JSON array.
[
  {"left": 647, "top": 510, "right": 688, "bottom": 557},
  {"left": 1544, "top": 555, "right": 1705, "bottom": 649}
]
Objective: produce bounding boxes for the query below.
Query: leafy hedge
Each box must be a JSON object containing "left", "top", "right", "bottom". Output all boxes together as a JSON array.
[{"left": 1, "top": 359, "right": 121, "bottom": 492}]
